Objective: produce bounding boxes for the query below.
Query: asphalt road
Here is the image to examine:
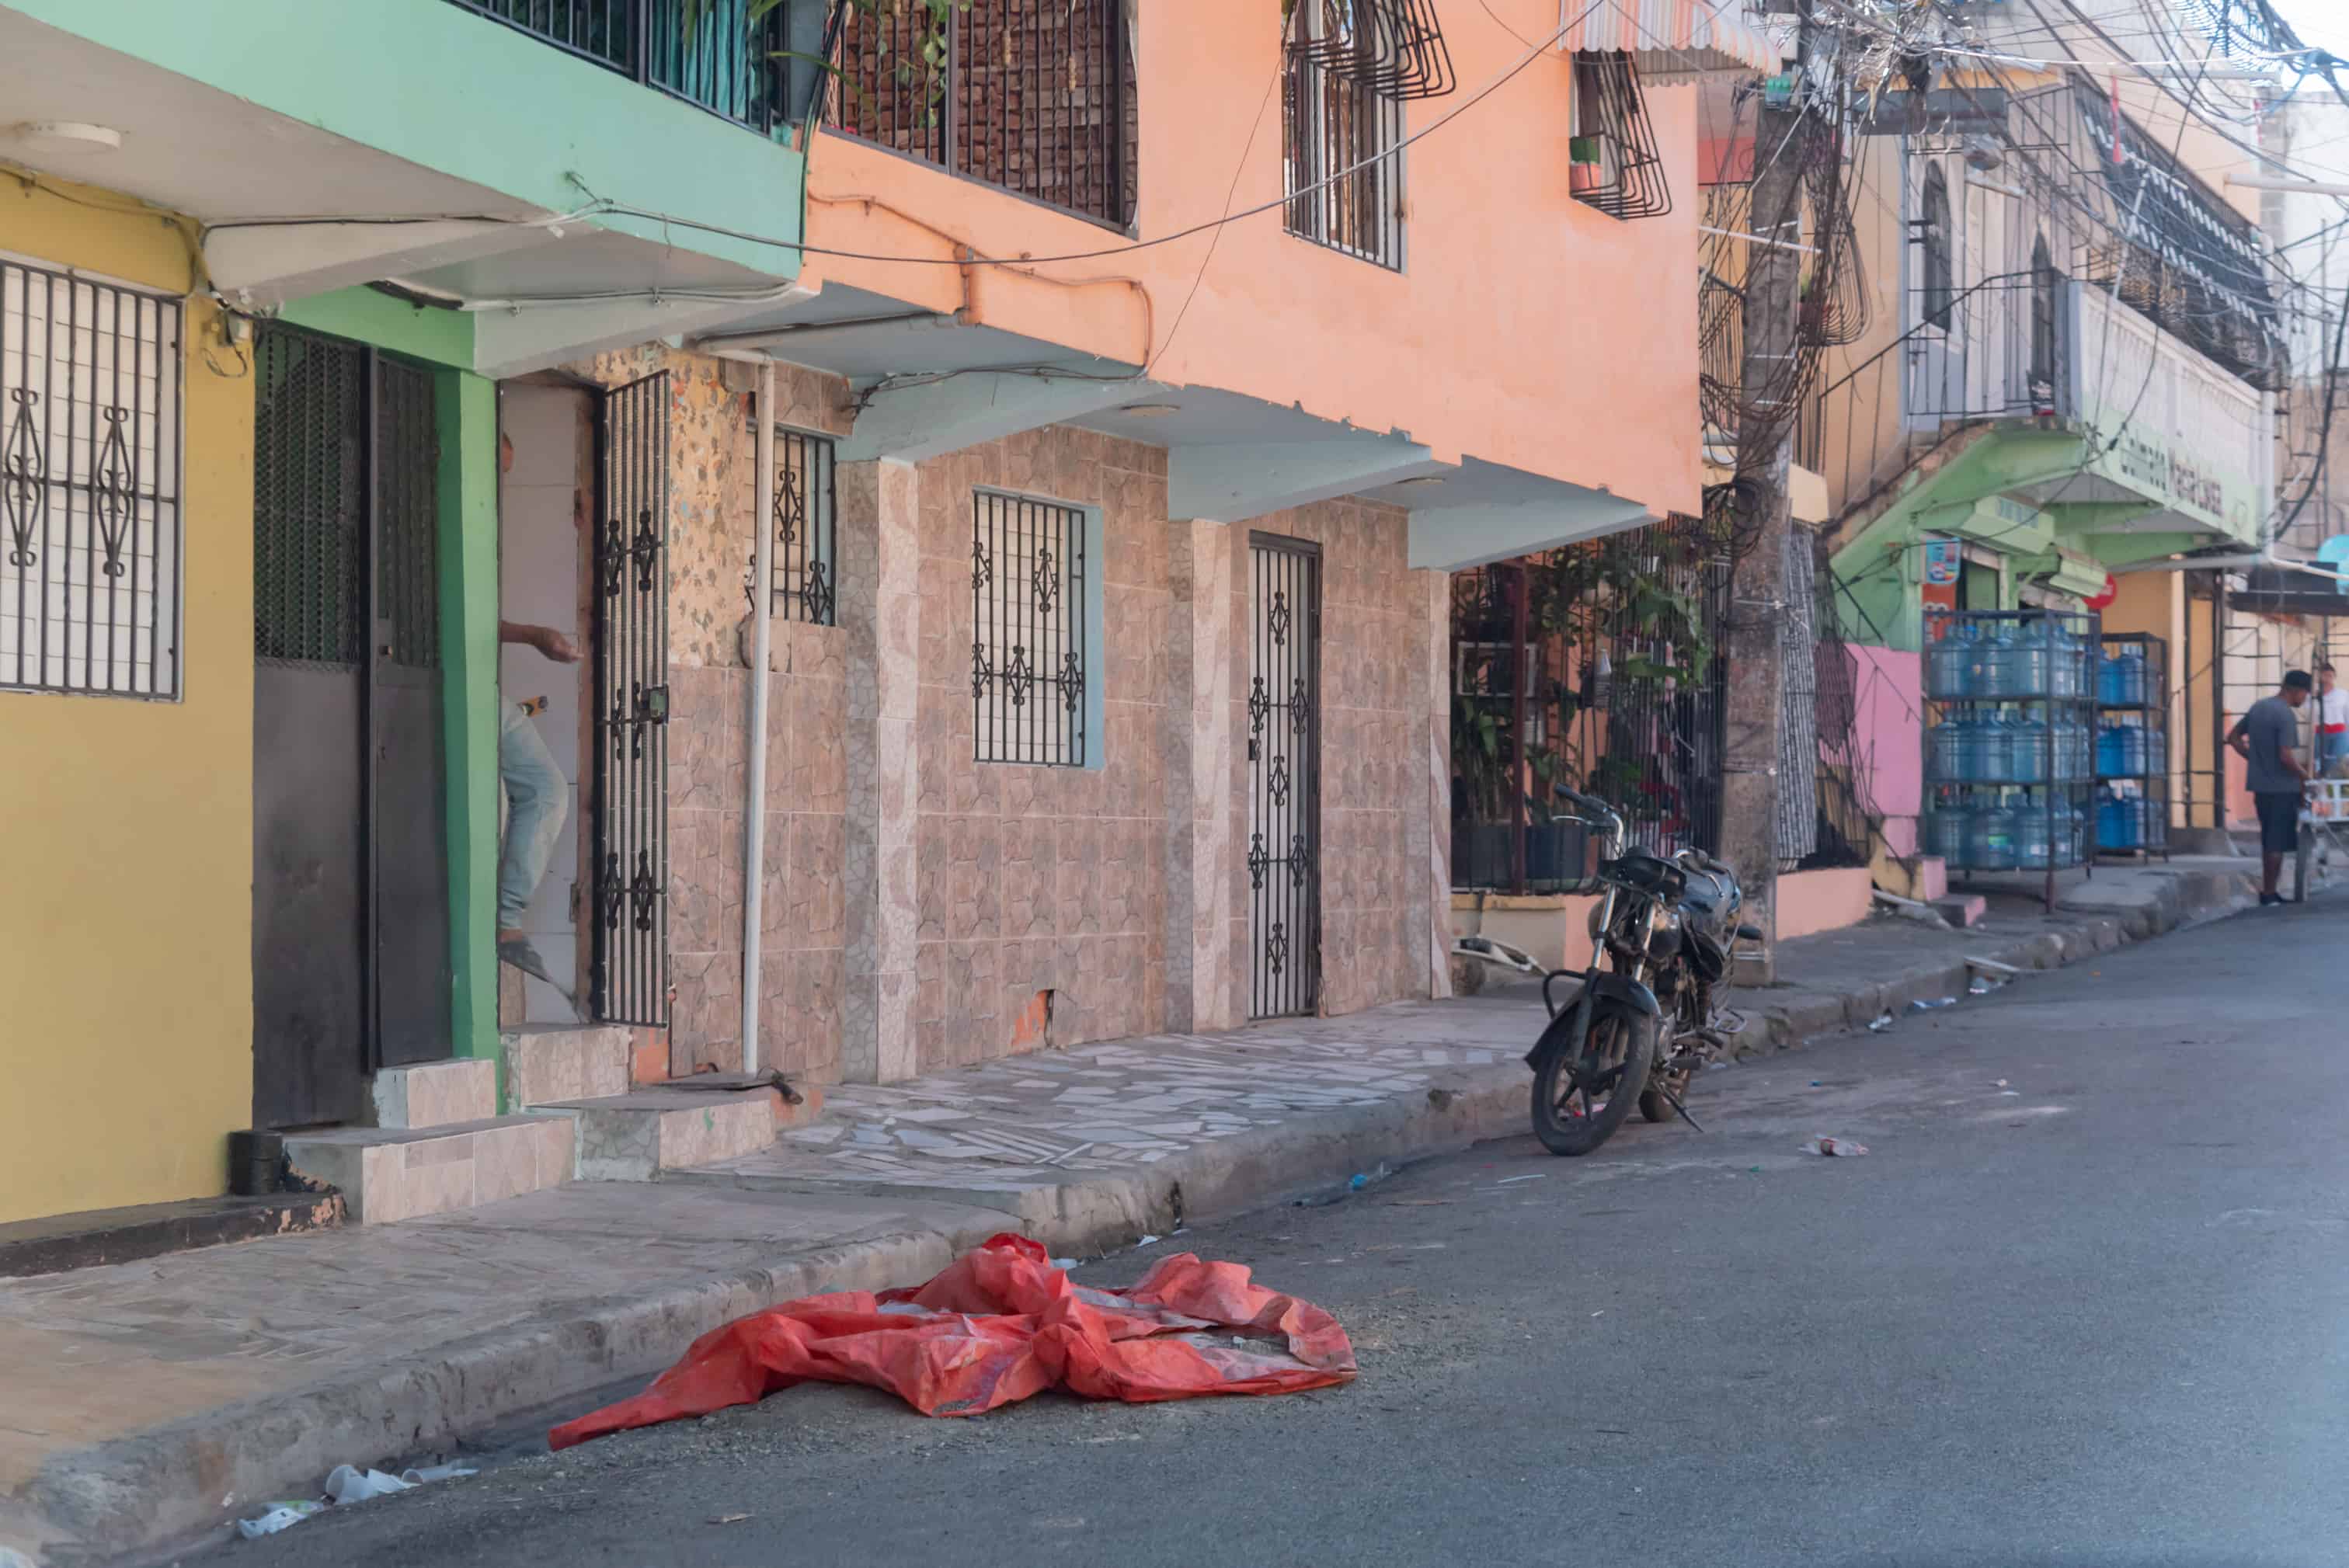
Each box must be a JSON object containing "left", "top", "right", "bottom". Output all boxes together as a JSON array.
[{"left": 193, "top": 898, "right": 2349, "bottom": 1568}]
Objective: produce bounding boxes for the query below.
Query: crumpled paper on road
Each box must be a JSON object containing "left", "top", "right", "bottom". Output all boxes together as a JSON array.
[{"left": 550, "top": 1233, "right": 1355, "bottom": 1448}]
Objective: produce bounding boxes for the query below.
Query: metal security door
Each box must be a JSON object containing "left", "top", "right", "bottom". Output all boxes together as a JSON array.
[
  {"left": 368, "top": 360, "right": 451, "bottom": 1069},
  {"left": 251, "top": 327, "right": 451, "bottom": 1126},
  {"left": 1247, "top": 533, "right": 1322, "bottom": 1019},
  {"left": 590, "top": 374, "right": 670, "bottom": 1024}
]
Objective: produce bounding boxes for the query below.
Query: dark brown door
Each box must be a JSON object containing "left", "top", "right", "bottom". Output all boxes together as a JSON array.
[{"left": 251, "top": 325, "right": 449, "bottom": 1127}]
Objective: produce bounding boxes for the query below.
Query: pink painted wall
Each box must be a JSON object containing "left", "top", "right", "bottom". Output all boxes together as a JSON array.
[
  {"left": 803, "top": 0, "right": 1704, "bottom": 517},
  {"left": 1849, "top": 645, "right": 1924, "bottom": 857},
  {"left": 1775, "top": 866, "right": 1874, "bottom": 942}
]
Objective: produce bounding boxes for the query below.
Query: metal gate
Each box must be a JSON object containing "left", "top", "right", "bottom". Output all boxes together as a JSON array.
[
  {"left": 590, "top": 374, "right": 671, "bottom": 1025},
  {"left": 1246, "top": 533, "right": 1322, "bottom": 1019},
  {"left": 250, "top": 325, "right": 450, "bottom": 1128}
]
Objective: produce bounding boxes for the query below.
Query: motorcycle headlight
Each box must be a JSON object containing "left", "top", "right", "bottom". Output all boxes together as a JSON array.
[{"left": 1646, "top": 905, "right": 1683, "bottom": 958}]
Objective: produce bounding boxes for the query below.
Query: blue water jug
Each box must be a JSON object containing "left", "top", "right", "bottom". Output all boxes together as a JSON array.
[
  {"left": 1982, "top": 629, "right": 2021, "bottom": 697},
  {"left": 2097, "top": 723, "right": 2126, "bottom": 778},
  {"left": 2113, "top": 650, "right": 2147, "bottom": 706},
  {"left": 1982, "top": 713, "right": 2020, "bottom": 779},
  {"left": 1929, "top": 628, "right": 1968, "bottom": 700},
  {"left": 2034, "top": 621, "right": 2072, "bottom": 698},
  {"left": 2097, "top": 655, "right": 2124, "bottom": 706},
  {"left": 2016, "top": 798, "right": 2055, "bottom": 867},
  {"left": 1926, "top": 796, "right": 1968, "bottom": 860},
  {"left": 2011, "top": 717, "right": 2050, "bottom": 783},
  {"left": 1971, "top": 797, "right": 2020, "bottom": 870}
]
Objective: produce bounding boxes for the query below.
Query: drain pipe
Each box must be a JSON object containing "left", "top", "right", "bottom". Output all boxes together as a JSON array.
[{"left": 742, "top": 360, "right": 777, "bottom": 1074}]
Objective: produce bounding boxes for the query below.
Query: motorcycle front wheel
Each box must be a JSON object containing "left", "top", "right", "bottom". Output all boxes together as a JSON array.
[{"left": 1531, "top": 999, "right": 1656, "bottom": 1156}]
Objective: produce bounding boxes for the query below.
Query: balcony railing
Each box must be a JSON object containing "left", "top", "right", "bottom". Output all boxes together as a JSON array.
[
  {"left": 1797, "top": 272, "right": 2273, "bottom": 542},
  {"left": 448, "top": 0, "right": 785, "bottom": 134},
  {"left": 823, "top": 0, "right": 1136, "bottom": 229}
]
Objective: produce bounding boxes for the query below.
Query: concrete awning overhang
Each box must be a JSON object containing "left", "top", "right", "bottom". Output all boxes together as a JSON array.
[
  {"left": 0, "top": 2, "right": 811, "bottom": 379},
  {"left": 695, "top": 294, "right": 1668, "bottom": 562}
]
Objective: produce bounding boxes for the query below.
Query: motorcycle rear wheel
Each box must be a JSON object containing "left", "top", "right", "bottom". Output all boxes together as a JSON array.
[{"left": 1531, "top": 1000, "right": 1655, "bottom": 1156}]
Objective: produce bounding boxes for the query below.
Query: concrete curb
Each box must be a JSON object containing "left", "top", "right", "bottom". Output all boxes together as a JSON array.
[{"left": 18, "top": 867, "right": 2250, "bottom": 1566}]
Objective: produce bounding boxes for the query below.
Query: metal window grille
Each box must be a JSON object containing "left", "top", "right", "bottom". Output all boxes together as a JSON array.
[
  {"left": 1, "top": 258, "right": 183, "bottom": 698},
  {"left": 375, "top": 360, "right": 442, "bottom": 669},
  {"left": 824, "top": 0, "right": 1136, "bottom": 229},
  {"left": 253, "top": 329, "right": 364, "bottom": 669},
  {"left": 1283, "top": 0, "right": 1406, "bottom": 269},
  {"left": 1568, "top": 51, "right": 1670, "bottom": 221},
  {"left": 750, "top": 426, "right": 836, "bottom": 626},
  {"left": 970, "top": 490, "right": 1085, "bottom": 767},
  {"left": 447, "top": 0, "right": 783, "bottom": 132},
  {"left": 1448, "top": 513, "right": 1733, "bottom": 892}
]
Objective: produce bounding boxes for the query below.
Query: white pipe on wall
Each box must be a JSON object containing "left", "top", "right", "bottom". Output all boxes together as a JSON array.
[{"left": 741, "top": 360, "right": 777, "bottom": 1075}]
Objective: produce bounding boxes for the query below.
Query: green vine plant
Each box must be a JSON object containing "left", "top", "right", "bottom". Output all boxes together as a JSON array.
[{"left": 1452, "top": 524, "right": 1726, "bottom": 842}]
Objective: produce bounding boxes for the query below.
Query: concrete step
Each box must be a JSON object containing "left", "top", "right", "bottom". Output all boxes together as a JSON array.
[
  {"left": 531, "top": 1085, "right": 823, "bottom": 1182},
  {"left": 369, "top": 1057, "right": 499, "bottom": 1130},
  {"left": 503, "top": 1023, "right": 636, "bottom": 1108},
  {"left": 284, "top": 1116, "right": 573, "bottom": 1224}
]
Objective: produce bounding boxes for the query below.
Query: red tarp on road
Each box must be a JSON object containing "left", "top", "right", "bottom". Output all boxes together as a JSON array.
[{"left": 550, "top": 1233, "right": 1355, "bottom": 1449}]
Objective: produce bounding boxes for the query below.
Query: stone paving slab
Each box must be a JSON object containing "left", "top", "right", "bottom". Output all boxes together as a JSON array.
[
  {"left": 2, "top": 860, "right": 2254, "bottom": 1566},
  {"left": 680, "top": 1000, "right": 1529, "bottom": 1196}
]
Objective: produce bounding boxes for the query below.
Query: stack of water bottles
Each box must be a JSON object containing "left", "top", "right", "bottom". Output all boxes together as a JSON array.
[{"left": 1923, "top": 609, "right": 2100, "bottom": 874}]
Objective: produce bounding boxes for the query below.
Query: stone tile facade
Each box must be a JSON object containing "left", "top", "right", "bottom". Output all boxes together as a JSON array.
[
  {"left": 569, "top": 349, "right": 854, "bottom": 1081},
  {"left": 906, "top": 428, "right": 1173, "bottom": 1073},
  {"left": 1218, "top": 499, "right": 1440, "bottom": 1022},
  {"left": 557, "top": 349, "right": 1445, "bottom": 1086}
]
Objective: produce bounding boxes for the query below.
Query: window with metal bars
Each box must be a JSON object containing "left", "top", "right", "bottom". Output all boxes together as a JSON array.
[
  {"left": 1919, "top": 163, "right": 1954, "bottom": 332},
  {"left": 1283, "top": 0, "right": 1407, "bottom": 269},
  {"left": 823, "top": 0, "right": 1136, "bottom": 229},
  {"left": 1568, "top": 51, "right": 1670, "bottom": 221},
  {"left": 969, "top": 490, "right": 1086, "bottom": 767},
  {"left": 0, "top": 258, "right": 183, "bottom": 699},
  {"left": 749, "top": 425, "right": 837, "bottom": 626}
]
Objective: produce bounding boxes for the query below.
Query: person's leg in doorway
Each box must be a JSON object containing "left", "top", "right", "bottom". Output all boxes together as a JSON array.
[{"left": 498, "top": 701, "right": 569, "bottom": 983}]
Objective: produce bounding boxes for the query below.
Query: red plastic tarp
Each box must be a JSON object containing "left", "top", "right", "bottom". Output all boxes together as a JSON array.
[{"left": 550, "top": 1233, "right": 1355, "bottom": 1449}]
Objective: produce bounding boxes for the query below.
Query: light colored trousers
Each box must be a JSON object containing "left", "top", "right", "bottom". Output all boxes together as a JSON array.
[{"left": 499, "top": 703, "right": 569, "bottom": 930}]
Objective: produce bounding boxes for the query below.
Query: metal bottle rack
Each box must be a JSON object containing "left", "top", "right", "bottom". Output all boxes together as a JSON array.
[
  {"left": 1922, "top": 607, "right": 2101, "bottom": 913},
  {"left": 2093, "top": 631, "right": 2170, "bottom": 864}
]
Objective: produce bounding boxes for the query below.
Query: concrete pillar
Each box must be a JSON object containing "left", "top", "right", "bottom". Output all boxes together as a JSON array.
[
  {"left": 1166, "top": 517, "right": 1241, "bottom": 1034},
  {"left": 838, "top": 459, "right": 921, "bottom": 1083},
  {"left": 1411, "top": 568, "right": 1453, "bottom": 1000}
]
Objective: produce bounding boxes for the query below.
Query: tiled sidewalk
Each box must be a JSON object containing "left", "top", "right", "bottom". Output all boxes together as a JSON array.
[{"left": 680, "top": 997, "right": 1534, "bottom": 1198}]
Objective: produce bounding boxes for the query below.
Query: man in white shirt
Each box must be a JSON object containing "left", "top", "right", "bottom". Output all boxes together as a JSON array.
[{"left": 2319, "top": 662, "right": 2349, "bottom": 777}]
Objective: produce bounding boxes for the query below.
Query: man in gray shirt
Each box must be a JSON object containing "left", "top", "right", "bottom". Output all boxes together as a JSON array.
[{"left": 2228, "top": 669, "right": 2311, "bottom": 906}]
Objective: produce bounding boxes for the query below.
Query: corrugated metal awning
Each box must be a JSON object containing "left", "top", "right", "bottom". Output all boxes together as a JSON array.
[{"left": 1564, "top": 0, "right": 1787, "bottom": 82}]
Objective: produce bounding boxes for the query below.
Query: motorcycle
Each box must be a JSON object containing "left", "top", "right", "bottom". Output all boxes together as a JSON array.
[{"left": 1522, "top": 787, "right": 1763, "bottom": 1157}]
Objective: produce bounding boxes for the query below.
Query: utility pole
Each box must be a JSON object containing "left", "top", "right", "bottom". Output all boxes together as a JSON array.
[{"left": 1721, "top": 2, "right": 1812, "bottom": 982}]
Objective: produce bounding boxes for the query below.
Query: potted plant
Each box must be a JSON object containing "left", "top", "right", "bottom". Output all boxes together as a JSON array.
[{"left": 1569, "top": 134, "right": 1606, "bottom": 193}]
